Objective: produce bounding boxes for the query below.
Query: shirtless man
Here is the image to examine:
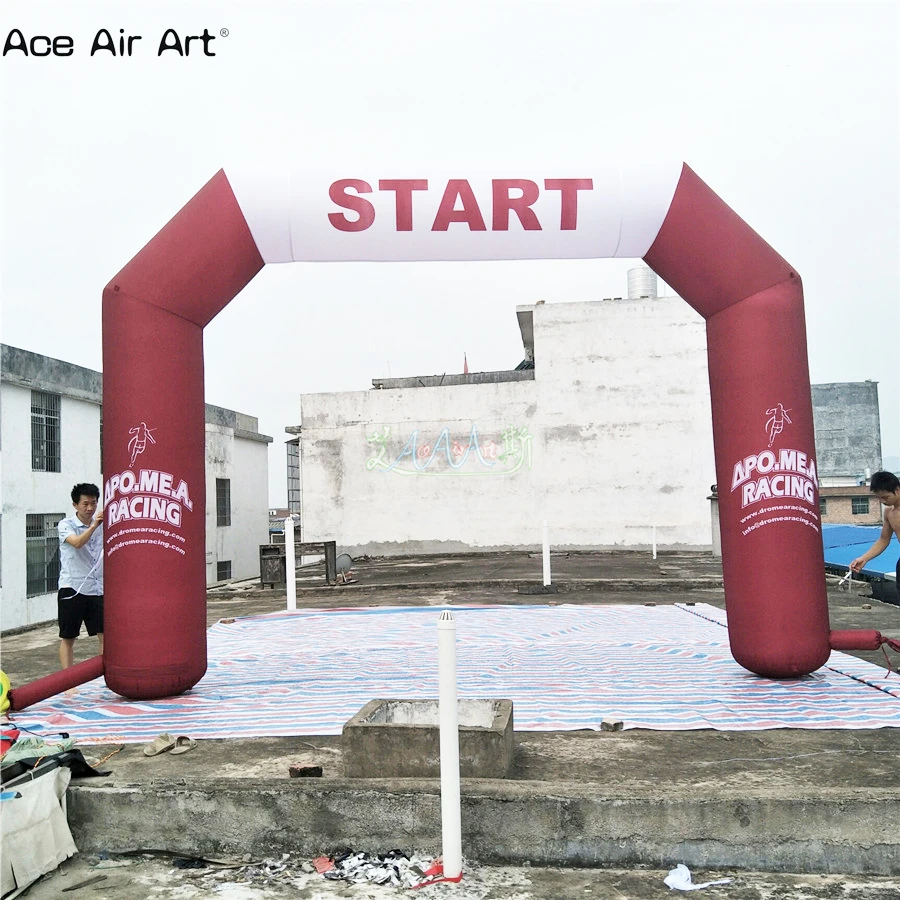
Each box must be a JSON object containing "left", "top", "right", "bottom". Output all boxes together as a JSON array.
[{"left": 849, "top": 471, "right": 900, "bottom": 584}]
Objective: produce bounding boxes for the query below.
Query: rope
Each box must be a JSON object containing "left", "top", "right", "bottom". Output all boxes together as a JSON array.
[{"left": 94, "top": 746, "right": 123, "bottom": 766}]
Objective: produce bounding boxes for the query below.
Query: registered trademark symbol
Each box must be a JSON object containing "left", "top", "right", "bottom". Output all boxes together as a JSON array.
[{"left": 220, "top": 28, "right": 229, "bottom": 37}]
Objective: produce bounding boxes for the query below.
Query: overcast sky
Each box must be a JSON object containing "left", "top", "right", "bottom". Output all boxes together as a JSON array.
[{"left": 2, "top": 0, "right": 898, "bottom": 505}]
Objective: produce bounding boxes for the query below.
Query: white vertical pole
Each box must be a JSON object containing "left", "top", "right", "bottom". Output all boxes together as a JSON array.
[
  {"left": 285, "top": 516, "right": 296, "bottom": 611},
  {"left": 542, "top": 520, "right": 551, "bottom": 587},
  {"left": 652, "top": 524, "right": 657, "bottom": 561},
  {"left": 437, "top": 610, "right": 462, "bottom": 879}
]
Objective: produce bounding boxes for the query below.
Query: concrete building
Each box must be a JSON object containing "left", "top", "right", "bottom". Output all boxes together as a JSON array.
[
  {"left": 817, "top": 485, "right": 883, "bottom": 526},
  {"left": 1, "top": 345, "right": 271, "bottom": 632},
  {"left": 812, "top": 381, "right": 884, "bottom": 526},
  {"left": 201, "top": 404, "right": 273, "bottom": 585},
  {"left": 812, "top": 382, "right": 882, "bottom": 486},
  {"left": 293, "top": 275, "right": 717, "bottom": 556},
  {"left": 290, "top": 277, "right": 889, "bottom": 556}
]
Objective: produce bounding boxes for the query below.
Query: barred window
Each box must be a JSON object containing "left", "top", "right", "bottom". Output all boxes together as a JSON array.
[
  {"left": 851, "top": 497, "right": 869, "bottom": 515},
  {"left": 819, "top": 498, "right": 827, "bottom": 515},
  {"left": 217, "top": 560, "right": 232, "bottom": 581},
  {"left": 287, "top": 439, "right": 301, "bottom": 515},
  {"left": 31, "top": 391, "right": 61, "bottom": 472},
  {"left": 26, "top": 513, "right": 64, "bottom": 597},
  {"left": 216, "top": 478, "right": 231, "bottom": 526}
]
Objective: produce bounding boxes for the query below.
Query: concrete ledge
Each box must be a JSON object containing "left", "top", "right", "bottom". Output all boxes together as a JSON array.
[
  {"left": 66, "top": 780, "right": 900, "bottom": 875},
  {"left": 207, "top": 578, "right": 726, "bottom": 602}
]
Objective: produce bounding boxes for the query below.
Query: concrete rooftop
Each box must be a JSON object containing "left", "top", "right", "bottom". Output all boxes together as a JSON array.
[{"left": 4, "top": 551, "right": 900, "bottom": 898}]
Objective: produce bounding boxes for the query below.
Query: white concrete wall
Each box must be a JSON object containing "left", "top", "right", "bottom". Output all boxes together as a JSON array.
[
  {"left": 299, "top": 296, "right": 716, "bottom": 555},
  {"left": 204, "top": 424, "right": 270, "bottom": 583},
  {"left": 532, "top": 297, "right": 714, "bottom": 548},
  {"left": 301, "top": 380, "right": 540, "bottom": 554},
  {"left": 0, "top": 383, "right": 102, "bottom": 629}
]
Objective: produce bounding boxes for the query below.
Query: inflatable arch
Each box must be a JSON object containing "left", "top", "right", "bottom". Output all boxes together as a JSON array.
[{"left": 10, "top": 161, "right": 899, "bottom": 710}]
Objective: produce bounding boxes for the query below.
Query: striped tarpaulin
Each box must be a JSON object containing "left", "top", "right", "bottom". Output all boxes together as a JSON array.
[{"left": 12, "top": 604, "right": 900, "bottom": 745}]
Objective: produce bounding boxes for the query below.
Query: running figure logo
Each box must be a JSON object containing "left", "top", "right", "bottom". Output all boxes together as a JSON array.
[
  {"left": 765, "top": 404, "right": 791, "bottom": 448},
  {"left": 128, "top": 422, "right": 156, "bottom": 466}
]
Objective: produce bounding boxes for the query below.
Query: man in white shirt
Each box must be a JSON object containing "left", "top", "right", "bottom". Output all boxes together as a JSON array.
[{"left": 57, "top": 483, "right": 104, "bottom": 669}]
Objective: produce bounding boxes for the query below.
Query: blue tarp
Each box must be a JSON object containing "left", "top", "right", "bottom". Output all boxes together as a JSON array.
[
  {"left": 822, "top": 524, "right": 898, "bottom": 578},
  {"left": 822, "top": 524, "right": 882, "bottom": 549}
]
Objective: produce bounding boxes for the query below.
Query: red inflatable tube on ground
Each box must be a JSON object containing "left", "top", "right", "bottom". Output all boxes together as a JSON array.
[
  {"left": 830, "top": 631, "right": 900, "bottom": 653},
  {"left": 8, "top": 656, "right": 104, "bottom": 711}
]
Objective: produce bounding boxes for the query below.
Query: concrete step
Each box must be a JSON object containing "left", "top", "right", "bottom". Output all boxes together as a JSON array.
[
  {"left": 61, "top": 729, "right": 900, "bottom": 876},
  {"left": 67, "top": 775, "right": 900, "bottom": 875}
]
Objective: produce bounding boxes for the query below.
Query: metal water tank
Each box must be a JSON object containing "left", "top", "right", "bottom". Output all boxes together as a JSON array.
[{"left": 627, "top": 267, "right": 658, "bottom": 300}]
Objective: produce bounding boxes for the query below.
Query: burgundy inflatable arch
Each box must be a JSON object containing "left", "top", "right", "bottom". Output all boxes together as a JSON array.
[{"left": 11, "top": 161, "right": 898, "bottom": 709}]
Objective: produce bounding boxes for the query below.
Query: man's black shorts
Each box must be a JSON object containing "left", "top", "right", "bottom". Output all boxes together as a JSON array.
[{"left": 58, "top": 588, "right": 104, "bottom": 639}]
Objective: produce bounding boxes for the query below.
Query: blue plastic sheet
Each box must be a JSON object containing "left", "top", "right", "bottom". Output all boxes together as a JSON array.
[{"left": 822, "top": 524, "right": 899, "bottom": 577}]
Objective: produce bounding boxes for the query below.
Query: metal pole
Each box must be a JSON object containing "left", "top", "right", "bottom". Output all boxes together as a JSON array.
[
  {"left": 542, "top": 520, "right": 551, "bottom": 587},
  {"left": 437, "top": 610, "right": 462, "bottom": 879},
  {"left": 285, "top": 516, "right": 296, "bottom": 611}
]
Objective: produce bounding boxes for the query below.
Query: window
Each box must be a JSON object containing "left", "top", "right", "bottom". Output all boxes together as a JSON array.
[
  {"left": 31, "top": 391, "right": 61, "bottom": 472},
  {"left": 216, "top": 478, "right": 231, "bottom": 526},
  {"left": 287, "top": 439, "right": 301, "bottom": 515},
  {"left": 851, "top": 497, "right": 869, "bottom": 516},
  {"left": 217, "top": 560, "right": 232, "bottom": 581},
  {"left": 819, "top": 498, "right": 827, "bottom": 515},
  {"left": 26, "top": 513, "right": 64, "bottom": 597}
]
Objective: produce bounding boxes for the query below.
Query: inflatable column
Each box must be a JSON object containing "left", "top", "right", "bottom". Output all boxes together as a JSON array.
[
  {"left": 646, "top": 165, "right": 830, "bottom": 677},
  {"left": 101, "top": 172, "right": 263, "bottom": 698}
]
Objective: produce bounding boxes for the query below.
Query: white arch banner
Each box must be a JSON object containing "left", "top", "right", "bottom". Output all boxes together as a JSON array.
[{"left": 225, "top": 161, "right": 683, "bottom": 263}]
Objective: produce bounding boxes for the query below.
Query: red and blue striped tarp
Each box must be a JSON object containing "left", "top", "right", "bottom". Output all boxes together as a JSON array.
[{"left": 13, "top": 604, "right": 900, "bottom": 745}]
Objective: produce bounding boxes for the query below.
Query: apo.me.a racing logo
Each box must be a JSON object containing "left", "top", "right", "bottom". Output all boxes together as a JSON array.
[
  {"left": 104, "top": 421, "right": 194, "bottom": 530},
  {"left": 128, "top": 421, "right": 156, "bottom": 466},
  {"left": 765, "top": 403, "right": 791, "bottom": 448}
]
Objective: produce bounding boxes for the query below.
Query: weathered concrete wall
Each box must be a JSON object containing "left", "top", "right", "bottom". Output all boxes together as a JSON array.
[
  {"left": 531, "top": 298, "right": 713, "bottom": 549},
  {"left": 299, "top": 297, "right": 715, "bottom": 555},
  {"left": 0, "top": 382, "right": 102, "bottom": 629},
  {"left": 812, "top": 382, "right": 882, "bottom": 482},
  {"left": 301, "top": 378, "right": 541, "bottom": 552},
  {"left": 66, "top": 780, "right": 900, "bottom": 874},
  {"left": 204, "top": 416, "right": 271, "bottom": 584},
  {"left": 1, "top": 344, "right": 102, "bottom": 401},
  {"left": 372, "top": 370, "right": 535, "bottom": 389}
]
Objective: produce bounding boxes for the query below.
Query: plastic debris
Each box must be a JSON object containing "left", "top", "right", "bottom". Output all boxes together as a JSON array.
[
  {"left": 97, "top": 850, "right": 458, "bottom": 892},
  {"left": 314, "top": 850, "right": 445, "bottom": 888},
  {"left": 664, "top": 864, "right": 732, "bottom": 891}
]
